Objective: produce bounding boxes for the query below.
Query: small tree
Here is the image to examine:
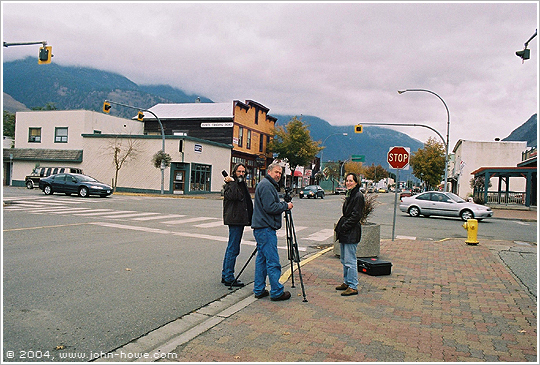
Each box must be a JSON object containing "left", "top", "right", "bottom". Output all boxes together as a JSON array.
[
  {"left": 107, "top": 137, "right": 140, "bottom": 192},
  {"left": 409, "top": 137, "right": 445, "bottom": 190},
  {"left": 268, "top": 116, "right": 323, "bottom": 188},
  {"left": 343, "top": 161, "right": 364, "bottom": 178},
  {"left": 3, "top": 111, "right": 15, "bottom": 139},
  {"left": 364, "top": 164, "right": 389, "bottom": 183}
]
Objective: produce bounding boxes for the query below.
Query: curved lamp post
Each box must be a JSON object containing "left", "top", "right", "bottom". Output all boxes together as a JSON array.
[
  {"left": 398, "top": 89, "right": 450, "bottom": 192},
  {"left": 104, "top": 100, "right": 166, "bottom": 194},
  {"left": 320, "top": 132, "right": 348, "bottom": 165}
]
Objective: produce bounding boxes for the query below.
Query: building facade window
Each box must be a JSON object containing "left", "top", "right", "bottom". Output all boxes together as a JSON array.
[
  {"left": 238, "top": 127, "right": 244, "bottom": 147},
  {"left": 28, "top": 128, "right": 41, "bottom": 143},
  {"left": 246, "top": 129, "right": 252, "bottom": 150},
  {"left": 55, "top": 127, "right": 68, "bottom": 143},
  {"left": 190, "top": 163, "right": 211, "bottom": 192},
  {"left": 259, "top": 133, "right": 264, "bottom": 152}
]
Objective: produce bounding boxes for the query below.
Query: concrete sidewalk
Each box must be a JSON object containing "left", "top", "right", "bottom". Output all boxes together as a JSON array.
[{"left": 158, "top": 237, "right": 537, "bottom": 362}]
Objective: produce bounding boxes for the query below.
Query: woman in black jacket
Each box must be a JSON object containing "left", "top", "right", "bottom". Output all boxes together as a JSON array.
[{"left": 334, "top": 173, "right": 365, "bottom": 296}]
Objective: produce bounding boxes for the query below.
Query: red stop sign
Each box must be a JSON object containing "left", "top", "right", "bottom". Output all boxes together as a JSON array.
[{"left": 387, "top": 146, "right": 410, "bottom": 169}]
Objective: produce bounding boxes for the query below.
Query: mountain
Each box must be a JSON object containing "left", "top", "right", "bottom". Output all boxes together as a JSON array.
[
  {"left": 2, "top": 58, "right": 424, "bottom": 167},
  {"left": 2, "top": 57, "right": 212, "bottom": 118},
  {"left": 503, "top": 113, "right": 537, "bottom": 148},
  {"left": 274, "top": 115, "right": 424, "bottom": 167}
]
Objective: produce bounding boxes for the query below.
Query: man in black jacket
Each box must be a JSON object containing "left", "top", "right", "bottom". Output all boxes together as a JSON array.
[{"left": 221, "top": 163, "right": 253, "bottom": 287}]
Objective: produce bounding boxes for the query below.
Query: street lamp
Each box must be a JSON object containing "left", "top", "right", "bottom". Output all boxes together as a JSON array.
[
  {"left": 398, "top": 89, "right": 450, "bottom": 192},
  {"left": 320, "top": 132, "right": 348, "bottom": 166},
  {"left": 104, "top": 100, "right": 166, "bottom": 194}
]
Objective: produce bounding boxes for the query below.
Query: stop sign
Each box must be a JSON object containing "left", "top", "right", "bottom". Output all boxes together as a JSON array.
[{"left": 387, "top": 146, "right": 410, "bottom": 169}]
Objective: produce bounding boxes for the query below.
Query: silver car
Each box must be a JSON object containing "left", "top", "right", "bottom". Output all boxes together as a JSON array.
[{"left": 399, "top": 191, "right": 493, "bottom": 221}]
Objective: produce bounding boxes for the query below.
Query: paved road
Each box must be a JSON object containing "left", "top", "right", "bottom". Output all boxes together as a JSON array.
[{"left": 2, "top": 186, "right": 536, "bottom": 362}]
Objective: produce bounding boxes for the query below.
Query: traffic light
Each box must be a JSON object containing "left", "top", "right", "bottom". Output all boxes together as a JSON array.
[
  {"left": 137, "top": 111, "right": 144, "bottom": 121},
  {"left": 355, "top": 124, "right": 363, "bottom": 133},
  {"left": 103, "top": 101, "right": 111, "bottom": 113},
  {"left": 516, "top": 48, "right": 531, "bottom": 61},
  {"left": 38, "top": 46, "right": 52, "bottom": 64}
]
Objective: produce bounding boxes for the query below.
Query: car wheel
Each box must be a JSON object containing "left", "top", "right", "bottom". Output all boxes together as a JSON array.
[
  {"left": 26, "top": 180, "right": 34, "bottom": 189},
  {"left": 460, "top": 210, "right": 474, "bottom": 221},
  {"left": 408, "top": 206, "right": 421, "bottom": 217},
  {"left": 43, "top": 185, "right": 53, "bottom": 195},
  {"left": 79, "top": 186, "right": 89, "bottom": 197}
]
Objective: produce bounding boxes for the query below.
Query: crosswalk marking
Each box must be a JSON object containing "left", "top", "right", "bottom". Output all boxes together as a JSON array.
[
  {"left": 131, "top": 214, "right": 186, "bottom": 221},
  {"left": 194, "top": 221, "right": 224, "bottom": 228},
  {"left": 276, "top": 226, "right": 307, "bottom": 237},
  {"left": 4, "top": 198, "right": 335, "bottom": 246},
  {"left": 72, "top": 209, "right": 115, "bottom": 215},
  {"left": 161, "top": 217, "right": 218, "bottom": 225},
  {"left": 304, "top": 228, "right": 335, "bottom": 241},
  {"left": 98, "top": 212, "right": 160, "bottom": 219}
]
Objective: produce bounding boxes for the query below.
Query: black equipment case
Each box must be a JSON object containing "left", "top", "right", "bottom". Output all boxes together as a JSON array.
[{"left": 357, "top": 257, "right": 392, "bottom": 276}]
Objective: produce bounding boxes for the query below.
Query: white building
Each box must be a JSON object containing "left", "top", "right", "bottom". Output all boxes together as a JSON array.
[
  {"left": 4, "top": 110, "right": 232, "bottom": 194},
  {"left": 450, "top": 139, "right": 527, "bottom": 198}
]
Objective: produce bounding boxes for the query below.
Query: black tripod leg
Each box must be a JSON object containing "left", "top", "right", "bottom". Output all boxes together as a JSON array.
[
  {"left": 229, "top": 247, "right": 257, "bottom": 290},
  {"left": 285, "top": 209, "right": 308, "bottom": 302}
]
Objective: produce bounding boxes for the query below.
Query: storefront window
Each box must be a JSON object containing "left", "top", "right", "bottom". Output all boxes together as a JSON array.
[{"left": 190, "top": 163, "right": 211, "bottom": 192}]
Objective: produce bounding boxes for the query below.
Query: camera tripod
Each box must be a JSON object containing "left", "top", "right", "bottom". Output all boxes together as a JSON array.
[
  {"left": 284, "top": 208, "right": 308, "bottom": 302},
  {"left": 230, "top": 204, "right": 308, "bottom": 302}
]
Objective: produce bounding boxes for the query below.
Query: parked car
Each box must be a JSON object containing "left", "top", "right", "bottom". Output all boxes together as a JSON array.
[
  {"left": 335, "top": 185, "right": 346, "bottom": 195},
  {"left": 399, "top": 191, "right": 492, "bottom": 221},
  {"left": 25, "top": 166, "right": 83, "bottom": 189},
  {"left": 299, "top": 185, "right": 325, "bottom": 199},
  {"left": 39, "top": 173, "right": 113, "bottom": 197},
  {"left": 378, "top": 188, "right": 387, "bottom": 193}
]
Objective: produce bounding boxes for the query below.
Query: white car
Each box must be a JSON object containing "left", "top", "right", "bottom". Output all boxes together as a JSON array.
[{"left": 399, "top": 191, "right": 493, "bottom": 221}]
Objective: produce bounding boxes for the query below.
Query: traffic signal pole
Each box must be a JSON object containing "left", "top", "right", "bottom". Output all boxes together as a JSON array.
[{"left": 3, "top": 41, "right": 53, "bottom": 64}]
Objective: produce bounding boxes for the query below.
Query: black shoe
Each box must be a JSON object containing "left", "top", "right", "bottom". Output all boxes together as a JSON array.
[
  {"left": 254, "top": 290, "right": 269, "bottom": 299},
  {"left": 222, "top": 278, "right": 245, "bottom": 287},
  {"left": 271, "top": 291, "right": 291, "bottom": 301}
]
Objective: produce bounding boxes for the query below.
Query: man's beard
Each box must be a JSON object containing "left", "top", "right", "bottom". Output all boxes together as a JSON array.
[{"left": 237, "top": 176, "right": 244, "bottom": 183}]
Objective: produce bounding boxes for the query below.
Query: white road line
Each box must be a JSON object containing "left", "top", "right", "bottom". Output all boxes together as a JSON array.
[
  {"left": 396, "top": 235, "right": 417, "bottom": 240},
  {"left": 131, "top": 214, "right": 186, "bottom": 221},
  {"left": 100, "top": 212, "right": 161, "bottom": 219},
  {"left": 88, "top": 222, "right": 306, "bottom": 251},
  {"left": 194, "top": 221, "right": 224, "bottom": 228},
  {"left": 161, "top": 217, "right": 218, "bottom": 225},
  {"left": 72, "top": 209, "right": 117, "bottom": 216},
  {"left": 276, "top": 226, "right": 307, "bottom": 237},
  {"left": 47, "top": 208, "right": 96, "bottom": 214},
  {"left": 304, "top": 229, "right": 335, "bottom": 241}
]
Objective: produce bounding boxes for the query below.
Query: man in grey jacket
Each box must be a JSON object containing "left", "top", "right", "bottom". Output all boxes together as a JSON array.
[{"left": 251, "top": 162, "right": 293, "bottom": 301}]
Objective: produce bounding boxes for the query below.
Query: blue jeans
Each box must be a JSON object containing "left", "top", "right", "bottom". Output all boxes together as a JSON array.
[
  {"left": 253, "top": 228, "right": 284, "bottom": 298},
  {"left": 340, "top": 242, "right": 358, "bottom": 290},
  {"left": 222, "top": 225, "right": 245, "bottom": 282}
]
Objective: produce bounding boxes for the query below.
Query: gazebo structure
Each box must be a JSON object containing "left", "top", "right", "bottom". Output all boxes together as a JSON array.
[{"left": 471, "top": 166, "right": 537, "bottom": 207}]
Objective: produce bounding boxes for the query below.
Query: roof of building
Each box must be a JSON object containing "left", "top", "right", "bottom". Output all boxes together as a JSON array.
[
  {"left": 146, "top": 102, "right": 233, "bottom": 120},
  {"left": 3, "top": 148, "right": 83, "bottom": 162}
]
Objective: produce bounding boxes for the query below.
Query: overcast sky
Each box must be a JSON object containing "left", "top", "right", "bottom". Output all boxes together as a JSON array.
[{"left": 2, "top": 1, "right": 538, "bottom": 150}]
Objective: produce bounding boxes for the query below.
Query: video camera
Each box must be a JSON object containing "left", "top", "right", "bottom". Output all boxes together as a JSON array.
[{"left": 283, "top": 187, "right": 293, "bottom": 203}]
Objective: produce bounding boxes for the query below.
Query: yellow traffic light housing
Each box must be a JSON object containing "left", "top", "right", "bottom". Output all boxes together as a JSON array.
[
  {"left": 137, "top": 111, "right": 144, "bottom": 121},
  {"left": 38, "top": 46, "right": 52, "bottom": 64},
  {"left": 355, "top": 124, "right": 363, "bottom": 133},
  {"left": 103, "top": 101, "right": 111, "bottom": 113}
]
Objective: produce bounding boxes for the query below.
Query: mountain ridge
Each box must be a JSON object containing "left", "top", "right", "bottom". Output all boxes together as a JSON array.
[{"left": 3, "top": 57, "right": 536, "bottom": 167}]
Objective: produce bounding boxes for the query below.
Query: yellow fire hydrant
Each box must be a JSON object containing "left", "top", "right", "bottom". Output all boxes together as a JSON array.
[{"left": 462, "top": 219, "right": 479, "bottom": 245}]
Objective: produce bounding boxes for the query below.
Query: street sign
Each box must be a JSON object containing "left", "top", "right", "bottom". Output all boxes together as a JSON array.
[
  {"left": 387, "top": 146, "right": 410, "bottom": 170},
  {"left": 351, "top": 154, "right": 365, "bottom": 162}
]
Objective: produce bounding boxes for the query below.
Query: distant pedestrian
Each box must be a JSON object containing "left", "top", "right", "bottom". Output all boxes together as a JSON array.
[
  {"left": 334, "top": 172, "right": 365, "bottom": 296},
  {"left": 221, "top": 163, "right": 253, "bottom": 287},
  {"left": 251, "top": 162, "right": 293, "bottom": 301}
]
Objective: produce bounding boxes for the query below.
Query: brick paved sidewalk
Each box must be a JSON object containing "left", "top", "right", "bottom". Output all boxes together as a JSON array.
[{"left": 164, "top": 239, "right": 537, "bottom": 362}]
